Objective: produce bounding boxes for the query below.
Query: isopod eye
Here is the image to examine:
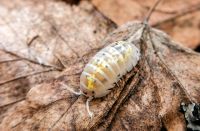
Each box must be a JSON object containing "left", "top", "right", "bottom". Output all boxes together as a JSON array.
[{"left": 92, "top": 91, "right": 95, "bottom": 94}]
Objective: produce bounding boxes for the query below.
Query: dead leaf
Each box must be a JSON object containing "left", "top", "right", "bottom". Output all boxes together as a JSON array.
[
  {"left": 0, "top": 0, "right": 116, "bottom": 129},
  {"left": 0, "top": 0, "right": 200, "bottom": 131},
  {"left": 91, "top": 0, "right": 200, "bottom": 49}
]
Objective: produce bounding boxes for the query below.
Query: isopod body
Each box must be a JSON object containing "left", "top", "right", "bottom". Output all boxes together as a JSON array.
[{"left": 80, "top": 41, "right": 140, "bottom": 98}]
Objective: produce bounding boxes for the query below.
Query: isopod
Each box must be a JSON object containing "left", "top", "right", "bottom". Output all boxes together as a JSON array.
[
  {"left": 60, "top": 0, "right": 165, "bottom": 119},
  {"left": 62, "top": 40, "right": 140, "bottom": 118}
]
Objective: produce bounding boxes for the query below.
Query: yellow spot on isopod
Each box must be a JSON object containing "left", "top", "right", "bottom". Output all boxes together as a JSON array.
[
  {"left": 86, "top": 62, "right": 105, "bottom": 90},
  {"left": 87, "top": 74, "right": 95, "bottom": 90}
]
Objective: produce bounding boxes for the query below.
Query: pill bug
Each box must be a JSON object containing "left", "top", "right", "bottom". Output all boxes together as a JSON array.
[
  {"left": 62, "top": 40, "right": 140, "bottom": 118},
  {"left": 80, "top": 41, "right": 140, "bottom": 98},
  {"left": 61, "top": 0, "right": 163, "bottom": 118}
]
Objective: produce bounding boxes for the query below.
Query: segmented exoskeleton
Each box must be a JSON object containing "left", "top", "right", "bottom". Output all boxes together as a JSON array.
[
  {"left": 62, "top": 0, "right": 163, "bottom": 118},
  {"left": 62, "top": 39, "right": 141, "bottom": 118}
]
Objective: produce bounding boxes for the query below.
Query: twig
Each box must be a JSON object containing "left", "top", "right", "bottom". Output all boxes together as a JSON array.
[{"left": 144, "top": 0, "right": 163, "bottom": 23}]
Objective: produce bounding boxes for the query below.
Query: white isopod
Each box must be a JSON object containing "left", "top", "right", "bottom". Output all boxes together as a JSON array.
[
  {"left": 60, "top": 0, "right": 164, "bottom": 119},
  {"left": 62, "top": 40, "right": 140, "bottom": 118}
]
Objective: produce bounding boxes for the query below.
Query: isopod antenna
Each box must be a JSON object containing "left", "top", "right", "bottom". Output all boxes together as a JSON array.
[
  {"left": 86, "top": 97, "right": 94, "bottom": 118},
  {"left": 60, "top": 83, "right": 82, "bottom": 95},
  {"left": 60, "top": 82, "right": 94, "bottom": 118}
]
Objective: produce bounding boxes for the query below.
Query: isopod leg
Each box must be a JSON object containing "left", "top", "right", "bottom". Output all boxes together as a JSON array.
[
  {"left": 86, "top": 97, "right": 94, "bottom": 118},
  {"left": 60, "top": 83, "right": 82, "bottom": 95}
]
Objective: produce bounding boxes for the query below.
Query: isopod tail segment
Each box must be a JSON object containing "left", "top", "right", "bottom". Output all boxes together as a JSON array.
[{"left": 60, "top": 83, "right": 94, "bottom": 118}]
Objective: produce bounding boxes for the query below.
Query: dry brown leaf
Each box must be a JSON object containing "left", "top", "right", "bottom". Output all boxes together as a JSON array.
[
  {"left": 91, "top": 0, "right": 200, "bottom": 49},
  {"left": 0, "top": 0, "right": 200, "bottom": 130}
]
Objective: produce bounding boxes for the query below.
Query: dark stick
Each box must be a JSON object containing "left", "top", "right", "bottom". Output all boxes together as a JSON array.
[{"left": 143, "top": 0, "right": 163, "bottom": 23}]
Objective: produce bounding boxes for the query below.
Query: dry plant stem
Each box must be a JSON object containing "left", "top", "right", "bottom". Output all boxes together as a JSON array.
[{"left": 144, "top": 0, "right": 163, "bottom": 23}]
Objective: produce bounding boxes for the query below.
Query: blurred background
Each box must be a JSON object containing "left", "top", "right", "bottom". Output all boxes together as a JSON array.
[{"left": 90, "top": 0, "right": 200, "bottom": 50}]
